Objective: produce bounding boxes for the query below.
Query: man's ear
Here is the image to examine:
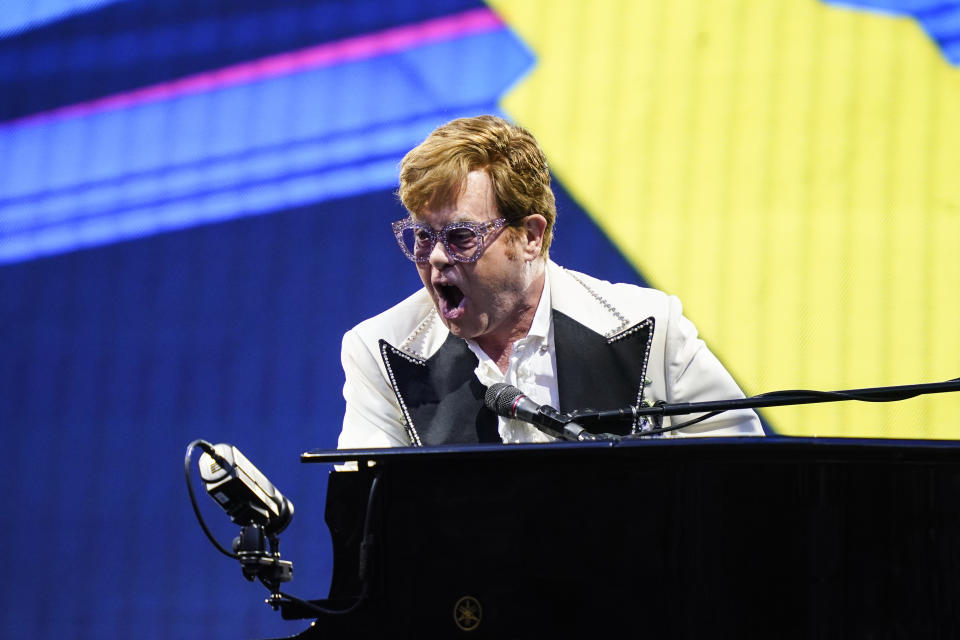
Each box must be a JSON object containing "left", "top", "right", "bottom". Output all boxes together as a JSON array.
[{"left": 521, "top": 214, "right": 547, "bottom": 260}]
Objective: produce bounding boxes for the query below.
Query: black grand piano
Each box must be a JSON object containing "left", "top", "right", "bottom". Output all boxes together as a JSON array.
[{"left": 278, "top": 437, "right": 960, "bottom": 638}]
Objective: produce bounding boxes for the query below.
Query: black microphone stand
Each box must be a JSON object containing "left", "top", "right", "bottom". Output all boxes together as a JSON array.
[{"left": 564, "top": 377, "right": 960, "bottom": 438}]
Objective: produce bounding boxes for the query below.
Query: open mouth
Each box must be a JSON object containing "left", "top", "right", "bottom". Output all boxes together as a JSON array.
[{"left": 436, "top": 283, "right": 466, "bottom": 319}]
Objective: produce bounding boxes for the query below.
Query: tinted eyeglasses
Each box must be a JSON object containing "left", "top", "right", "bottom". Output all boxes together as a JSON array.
[{"left": 392, "top": 217, "right": 509, "bottom": 263}]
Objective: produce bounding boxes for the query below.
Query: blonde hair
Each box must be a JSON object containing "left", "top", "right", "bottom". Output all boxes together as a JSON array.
[{"left": 398, "top": 115, "right": 556, "bottom": 256}]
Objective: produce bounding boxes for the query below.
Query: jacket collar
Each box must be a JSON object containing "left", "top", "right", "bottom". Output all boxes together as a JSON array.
[
  {"left": 548, "top": 262, "right": 634, "bottom": 338},
  {"left": 380, "top": 261, "right": 655, "bottom": 445},
  {"left": 397, "top": 260, "right": 634, "bottom": 358}
]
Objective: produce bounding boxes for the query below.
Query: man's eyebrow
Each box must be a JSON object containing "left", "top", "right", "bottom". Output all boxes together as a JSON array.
[{"left": 413, "top": 214, "right": 478, "bottom": 228}]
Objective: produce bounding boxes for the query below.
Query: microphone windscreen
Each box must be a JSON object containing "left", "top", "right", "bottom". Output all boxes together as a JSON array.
[{"left": 484, "top": 382, "right": 522, "bottom": 415}]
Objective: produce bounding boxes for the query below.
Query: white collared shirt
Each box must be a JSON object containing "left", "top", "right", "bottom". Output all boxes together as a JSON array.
[{"left": 466, "top": 267, "right": 560, "bottom": 443}]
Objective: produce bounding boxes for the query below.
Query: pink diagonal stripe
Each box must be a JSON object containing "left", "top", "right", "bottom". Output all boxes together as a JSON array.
[{"left": 8, "top": 7, "right": 504, "bottom": 127}]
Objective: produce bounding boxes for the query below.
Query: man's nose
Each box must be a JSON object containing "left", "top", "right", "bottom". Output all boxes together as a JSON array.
[{"left": 428, "top": 237, "right": 454, "bottom": 269}]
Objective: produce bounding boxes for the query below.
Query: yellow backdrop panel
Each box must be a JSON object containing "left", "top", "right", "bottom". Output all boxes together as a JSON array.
[{"left": 491, "top": 0, "right": 960, "bottom": 437}]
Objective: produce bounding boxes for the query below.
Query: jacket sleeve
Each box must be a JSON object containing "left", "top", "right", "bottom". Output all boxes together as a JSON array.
[
  {"left": 338, "top": 328, "right": 412, "bottom": 449},
  {"left": 661, "top": 295, "right": 764, "bottom": 436}
]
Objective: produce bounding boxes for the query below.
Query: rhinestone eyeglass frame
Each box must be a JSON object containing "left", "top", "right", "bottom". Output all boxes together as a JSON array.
[{"left": 391, "top": 217, "right": 509, "bottom": 263}]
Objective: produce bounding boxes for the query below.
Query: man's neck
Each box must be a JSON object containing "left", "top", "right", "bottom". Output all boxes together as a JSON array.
[{"left": 475, "top": 263, "right": 547, "bottom": 374}]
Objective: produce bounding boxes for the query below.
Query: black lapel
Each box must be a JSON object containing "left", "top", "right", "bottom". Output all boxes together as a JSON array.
[
  {"left": 379, "top": 335, "right": 500, "bottom": 446},
  {"left": 553, "top": 311, "right": 654, "bottom": 434}
]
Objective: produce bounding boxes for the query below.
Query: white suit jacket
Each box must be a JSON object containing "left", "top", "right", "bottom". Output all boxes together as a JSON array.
[{"left": 339, "top": 261, "right": 762, "bottom": 448}]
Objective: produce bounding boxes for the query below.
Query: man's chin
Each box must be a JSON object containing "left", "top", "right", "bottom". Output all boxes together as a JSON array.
[
  {"left": 441, "top": 317, "right": 465, "bottom": 336},
  {"left": 439, "top": 315, "right": 477, "bottom": 340}
]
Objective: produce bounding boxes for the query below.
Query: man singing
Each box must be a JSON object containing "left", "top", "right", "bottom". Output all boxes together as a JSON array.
[{"left": 339, "top": 115, "right": 762, "bottom": 448}]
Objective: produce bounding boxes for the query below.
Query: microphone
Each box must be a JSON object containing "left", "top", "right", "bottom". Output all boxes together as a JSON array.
[
  {"left": 198, "top": 443, "right": 294, "bottom": 535},
  {"left": 484, "top": 383, "right": 608, "bottom": 442}
]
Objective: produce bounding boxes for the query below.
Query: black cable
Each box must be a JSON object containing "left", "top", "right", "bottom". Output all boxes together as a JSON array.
[
  {"left": 648, "top": 376, "right": 960, "bottom": 418},
  {"left": 264, "top": 473, "right": 381, "bottom": 617},
  {"left": 750, "top": 383, "right": 953, "bottom": 403},
  {"left": 631, "top": 382, "right": 944, "bottom": 437},
  {"left": 663, "top": 410, "right": 725, "bottom": 431},
  {"left": 356, "top": 473, "right": 381, "bottom": 584},
  {"left": 272, "top": 587, "right": 368, "bottom": 617},
  {"left": 623, "top": 410, "right": 725, "bottom": 438},
  {"left": 184, "top": 439, "right": 238, "bottom": 559},
  {"left": 187, "top": 438, "right": 372, "bottom": 618}
]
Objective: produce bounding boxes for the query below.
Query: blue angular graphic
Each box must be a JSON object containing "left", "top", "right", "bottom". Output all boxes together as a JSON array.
[
  {"left": 824, "top": 0, "right": 960, "bottom": 65},
  {"left": 0, "top": 26, "right": 533, "bottom": 265},
  {"left": 0, "top": 0, "right": 129, "bottom": 37}
]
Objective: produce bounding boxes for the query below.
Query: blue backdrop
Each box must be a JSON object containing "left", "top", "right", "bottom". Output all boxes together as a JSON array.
[{"left": 0, "top": 1, "right": 644, "bottom": 636}]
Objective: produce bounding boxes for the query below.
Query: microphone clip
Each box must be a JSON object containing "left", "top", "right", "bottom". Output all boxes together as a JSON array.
[{"left": 234, "top": 523, "right": 294, "bottom": 603}]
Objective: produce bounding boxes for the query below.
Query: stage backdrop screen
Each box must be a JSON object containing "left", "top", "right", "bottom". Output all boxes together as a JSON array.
[{"left": 2, "top": 0, "right": 957, "bottom": 637}]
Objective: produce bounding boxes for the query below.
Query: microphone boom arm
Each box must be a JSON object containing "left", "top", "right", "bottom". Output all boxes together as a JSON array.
[{"left": 567, "top": 378, "right": 960, "bottom": 427}]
